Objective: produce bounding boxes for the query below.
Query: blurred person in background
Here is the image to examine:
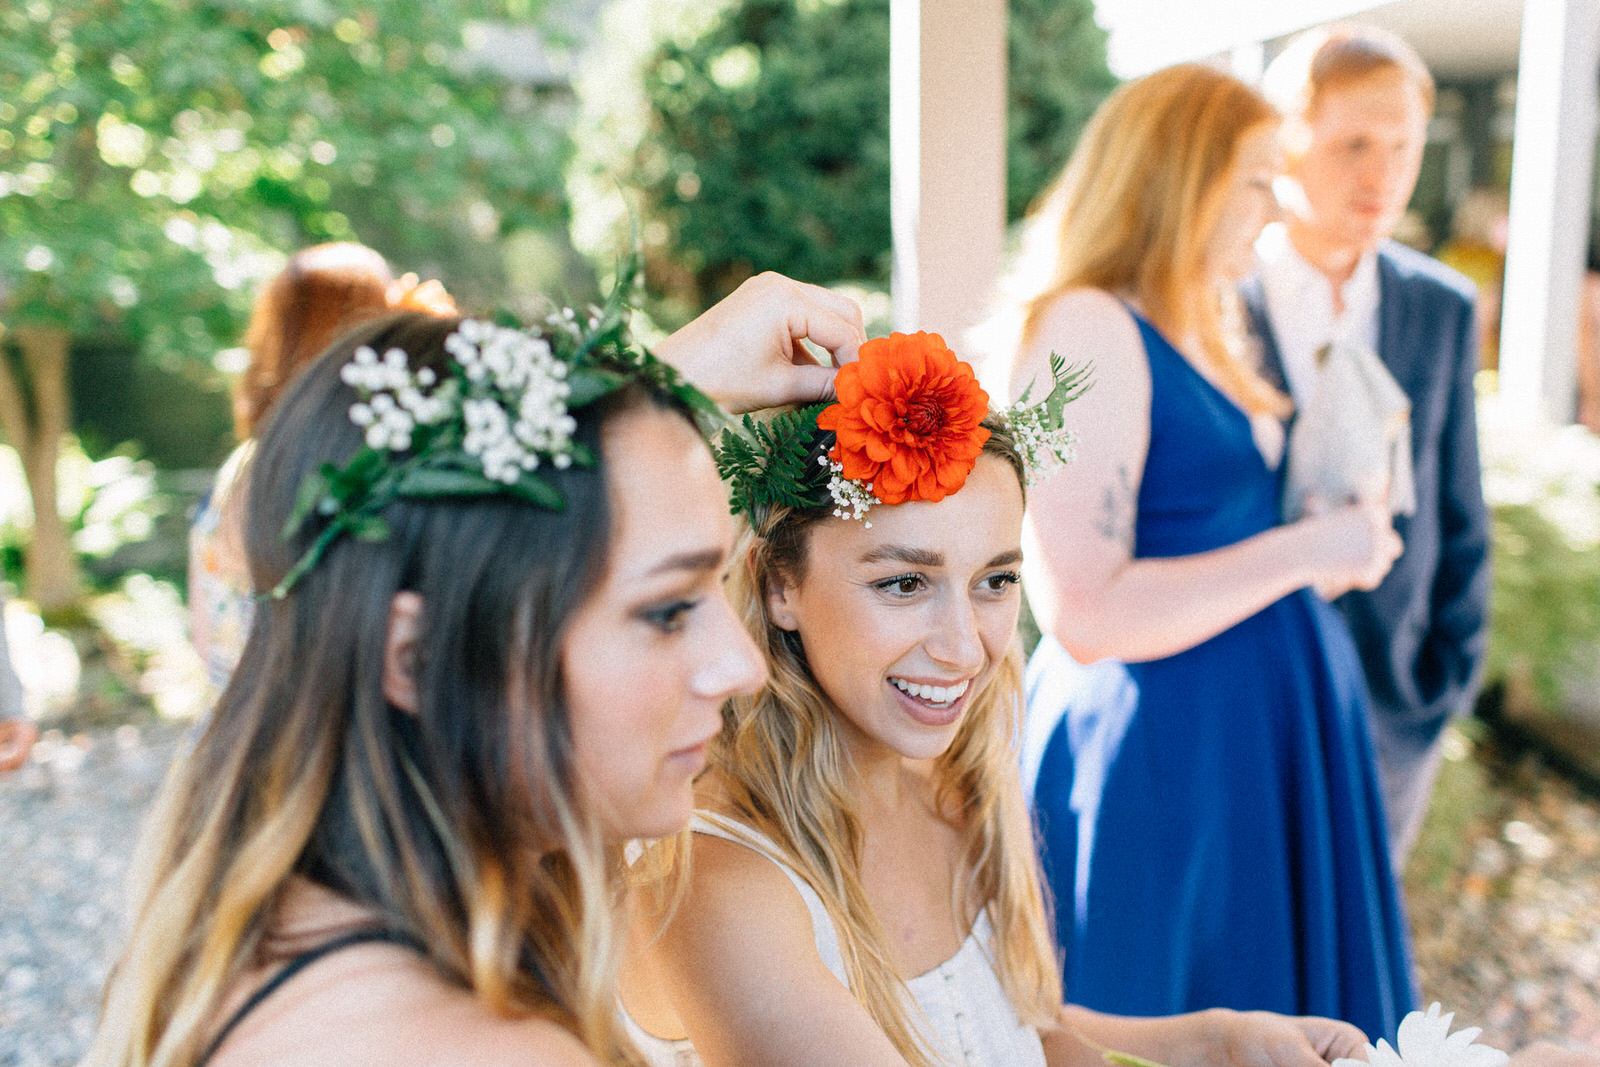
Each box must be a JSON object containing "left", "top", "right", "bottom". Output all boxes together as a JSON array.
[
  {"left": 188, "top": 242, "right": 454, "bottom": 693},
  {"left": 0, "top": 583, "right": 38, "bottom": 772},
  {"left": 1576, "top": 237, "right": 1600, "bottom": 434},
  {"left": 1245, "top": 23, "right": 1492, "bottom": 867}
]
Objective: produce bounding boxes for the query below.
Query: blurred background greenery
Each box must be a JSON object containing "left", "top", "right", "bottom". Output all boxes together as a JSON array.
[{"left": 0, "top": 0, "right": 1112, "bottom": 609}]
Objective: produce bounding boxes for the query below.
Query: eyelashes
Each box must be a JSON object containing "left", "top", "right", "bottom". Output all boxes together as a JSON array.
[
  {"left": 874, "top": 574, "right": 925, "bottom": 597},
  {"left": 987, "top": 570, "right": 1022, "bottom": 591},
  {"left": 642, "top": 599, "right": 701, "bottom": 633},
  {"left": 872, "top": 571, "right": 1021, "bottom": 598}
]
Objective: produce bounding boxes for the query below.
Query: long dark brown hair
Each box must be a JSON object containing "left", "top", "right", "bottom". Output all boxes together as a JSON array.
[{"left": 91, "top": 312, "right": 682, "bottom": 1066}]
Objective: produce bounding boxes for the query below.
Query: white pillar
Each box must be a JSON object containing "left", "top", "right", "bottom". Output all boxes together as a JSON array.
[
  {"left": 889, "top": 0, "right": 1007, "bottom": 345},
  {"left": 1499, "top": 0, "right": 1599, "bottom": 423}
]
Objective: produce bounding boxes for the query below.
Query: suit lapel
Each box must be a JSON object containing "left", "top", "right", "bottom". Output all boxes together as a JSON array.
[{"left": 1375, "top": 247, "right": 1406, "bottom": 376}]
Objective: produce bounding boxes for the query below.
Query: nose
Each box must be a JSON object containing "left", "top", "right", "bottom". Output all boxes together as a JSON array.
[
  {"left": 691, "top": 596, "right": 767, "bottom": 702},
  {"left": 1263, "top": 188, "right": 1285, "bottom": 227},
  {"left": 923, "top": 598, "right": 986, "bottom": 675},
  {"left": 1358, "top": 150, "right": 1398, "bottom": 194}
]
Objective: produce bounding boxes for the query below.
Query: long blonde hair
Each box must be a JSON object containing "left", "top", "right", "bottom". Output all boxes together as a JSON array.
[
  {"left": 87, "top": 315, "right": 668, "bottom": 1067},
  {"left": 1005, "top": 63, "right": 1288, "bottom": 418},
  {"left": 647, "top": 418, "right": 1060, "bottom": 1066}
]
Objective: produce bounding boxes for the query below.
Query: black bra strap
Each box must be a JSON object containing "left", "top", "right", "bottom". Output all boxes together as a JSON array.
[{"left": 197, "top": 928, "right": 416, "bottom": 1066}]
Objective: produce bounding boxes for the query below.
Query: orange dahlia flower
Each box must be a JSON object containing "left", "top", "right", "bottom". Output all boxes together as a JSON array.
[{"left": 817, "top": 331, "right": 990, "bottom": 506}]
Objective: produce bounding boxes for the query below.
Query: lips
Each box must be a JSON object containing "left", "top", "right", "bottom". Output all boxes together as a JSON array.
[
  {"left": 667, "top": 740, "right": 710, "bottom": 775},
  {"left": 668, "top": 714, "right": 722, "bottom": 771},
  {"left": 889, "top": 676, "right": 970, "bottom": 705},
  {"left": 888, "top": 675, "right": 972, "bottom": 727}
]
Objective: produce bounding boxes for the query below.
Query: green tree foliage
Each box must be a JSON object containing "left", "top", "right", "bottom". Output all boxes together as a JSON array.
[
  {"left": 567, "top": 0, "right": 1115, "bottom": 326},
  {"left": 1005, "top": 0, "right": 1119, "bottom": 222},
  {"left": 0, "top": 0, "right": 566, "bottom": 607},
  {"left": 1, "top": 0, "right": 565, "bottom": 354}
]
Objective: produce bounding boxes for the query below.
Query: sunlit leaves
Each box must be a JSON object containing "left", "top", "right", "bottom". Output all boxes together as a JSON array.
[{"left": 1, "top": 0, "right": 565, "bottom": 368}]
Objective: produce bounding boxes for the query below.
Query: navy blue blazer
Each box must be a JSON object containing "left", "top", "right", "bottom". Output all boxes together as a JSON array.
[{"left": 1241, "top": 241, "right": 1492, "bottom": 765}]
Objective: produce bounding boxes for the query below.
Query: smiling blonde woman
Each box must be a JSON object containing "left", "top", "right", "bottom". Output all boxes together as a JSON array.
[{"left": 620, "top": 331, "right": 1370, "bottom": 1067}]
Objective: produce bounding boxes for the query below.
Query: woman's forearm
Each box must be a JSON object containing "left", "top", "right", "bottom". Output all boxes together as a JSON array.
[
  {"left": 1042, "top": 1004, "right": 1231, "bottom": 1067},
  {"left": 1030, "top": 522, "right": 1318, "bottom": 664}
]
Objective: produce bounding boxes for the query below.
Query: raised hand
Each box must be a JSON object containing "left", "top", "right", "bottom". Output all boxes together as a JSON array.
[
  {"left": 656, "top": 272, "right": 866, "bottom": 413},
  {"left": 1298, "top": 494, "right": 1403, "bottom": 600},
  {"left": 1212, "top": 1010, "right": 1371, "bottom": 1066}
]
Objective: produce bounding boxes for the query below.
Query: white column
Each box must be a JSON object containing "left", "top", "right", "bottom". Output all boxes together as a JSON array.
[
  {"left": 889, "top": 0, "right": 1007, "bottom": 345},
  {"left": 1499, "top": 0, "right": 1599, "bottom": 422}
]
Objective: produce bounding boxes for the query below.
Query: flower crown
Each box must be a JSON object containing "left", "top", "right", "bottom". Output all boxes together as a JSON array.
[
  {"left": 716, "top": 331, "right": 1088, "bottom": 527},
  {"left": 272, "top": 274, "right": 719, "bottom": 599}
]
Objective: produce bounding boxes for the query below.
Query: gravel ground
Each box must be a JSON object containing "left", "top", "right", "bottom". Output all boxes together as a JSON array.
[
  {"left": 2, "top": 719, "right": 1597, "bottom": 1065},
  {"left": 1, "top": 722, "right": 188, "bottom": 1067},
  {"left": 1406, "top": 728, "right": 1600, "bottom": 1056}
]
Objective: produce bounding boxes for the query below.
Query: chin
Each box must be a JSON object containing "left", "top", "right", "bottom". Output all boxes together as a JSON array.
[
  {"left": 607, "top": 795, "right": 695, "bottom": 844},
  {"left": 889, "top": 724, "right": 965, "bottom": 763},
  {"left": 1341, "top": 219, "right": 1388, "bottom": 249}
]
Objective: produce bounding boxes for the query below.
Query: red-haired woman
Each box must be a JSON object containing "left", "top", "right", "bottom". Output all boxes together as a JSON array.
[{"left": 988, "top": 63, "right": 1412, "bottom": 1041}]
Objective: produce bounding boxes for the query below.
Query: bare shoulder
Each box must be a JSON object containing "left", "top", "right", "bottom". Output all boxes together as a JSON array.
[
  {"left": 1032, "top": 286, "right": 1137, "bottom": 335},
  {"left": 209, "top": 945, "right": 600, "bottom": 1067},
  {"left": 409, "top": 1000, "right": 599, "bottom": 1067},
  {"left": 1008, "top": 288, "right": 1147, "bottom": 406},
  {"left": 672, "top": 829, "right": 815, "bottom": 943},
  {"left": 657, "top": 824, "right": 841, "bottom": 994},
  {"left": 654, "top": 824, "right": 911, "bottom": 1065},
  {"left": 375, "top": 959, "right": 602, "bottom": 1067}
]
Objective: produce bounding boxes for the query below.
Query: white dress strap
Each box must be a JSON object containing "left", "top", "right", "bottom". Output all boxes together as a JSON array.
[
  {"left": 621, "top": 813, "right": 1045, "bottom": 1067},
  {"left": 687, "top": 811, "right": 850, "bottom": 985},
  {"left": 619, "top": 812, "right": 851, "bottom": 1067}
]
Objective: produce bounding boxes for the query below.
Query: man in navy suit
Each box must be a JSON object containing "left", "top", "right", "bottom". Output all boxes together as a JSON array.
[{"left": 1243, "top": 23, "right": 1491, "bottom": 864}]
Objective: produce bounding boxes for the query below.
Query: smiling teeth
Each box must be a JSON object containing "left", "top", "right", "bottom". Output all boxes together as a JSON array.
[{"left": 890, "top": 677, "right": 970, "bottom": 705}]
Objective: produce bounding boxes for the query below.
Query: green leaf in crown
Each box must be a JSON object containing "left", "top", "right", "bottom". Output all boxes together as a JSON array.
[
  {"left": 713, "top": 404, "right": 832, "bottom": 523},
  {"left": 271, "top": 264, "right": 724, "bottom": 599}
]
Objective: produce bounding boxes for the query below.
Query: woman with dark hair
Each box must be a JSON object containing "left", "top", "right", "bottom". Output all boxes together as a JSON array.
[{"left": 88, "top": 273, "right": 865, "bottom": 1067}]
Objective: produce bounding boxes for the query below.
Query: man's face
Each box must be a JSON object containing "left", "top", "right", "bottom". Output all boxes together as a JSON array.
[{"left": 1284, "top": 69, "right": 1428, "bottom": 256}]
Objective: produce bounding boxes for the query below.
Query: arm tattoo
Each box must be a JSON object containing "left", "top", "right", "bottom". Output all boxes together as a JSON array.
[{"left": 1093, "top": 464, "right": 1135, "bottom": 550}]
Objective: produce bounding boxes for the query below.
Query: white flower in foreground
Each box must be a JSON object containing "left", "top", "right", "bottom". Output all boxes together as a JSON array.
[{"left": 1332, "top": 1004, "right": 1508, "bottom": 1067}]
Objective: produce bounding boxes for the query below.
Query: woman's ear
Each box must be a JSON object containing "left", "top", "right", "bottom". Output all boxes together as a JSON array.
[
  {"left": 383, "top": 591, "right": 424, "bottom": 713},
  {"left": 764, "top": 569, "right": 800, "bottom": 632}
]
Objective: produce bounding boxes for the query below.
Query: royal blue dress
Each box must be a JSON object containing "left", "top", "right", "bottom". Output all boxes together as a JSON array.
[{"left": 1022, "top": 309, "right": 1416, "bottom": 1043}]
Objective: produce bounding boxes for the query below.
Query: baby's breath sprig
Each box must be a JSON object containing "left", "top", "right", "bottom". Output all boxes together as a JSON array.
[
  {"left": 1006, "top": 352, "right": 1093, "bottom": 485},
  {"left": 821, "top": 456, "right": 878, "bottom": 525},
  {"left": 273, "top": 260, "right": 723, "bottom": 599}
]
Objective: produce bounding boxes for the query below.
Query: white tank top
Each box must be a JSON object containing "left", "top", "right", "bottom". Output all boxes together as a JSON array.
[{"left": 621, "top": 812, "right": 1047, "bottom": 1067}]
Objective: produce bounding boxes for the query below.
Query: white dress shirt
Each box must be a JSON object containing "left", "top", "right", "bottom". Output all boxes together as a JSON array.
[{"left": 1255, "top": 222, "right": 1381, "bottom": 406}]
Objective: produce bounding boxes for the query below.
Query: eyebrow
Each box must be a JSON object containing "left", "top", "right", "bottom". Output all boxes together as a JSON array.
[
  {"left": 859, "top": 545, "right": 1024, "bottom": 569},
  {"left": 987, "top": 548, "right": 1024, "bottom": 568},
  {"left": 860, "top": 544, "right": 943, "bottom": 568},
  {"left": 645, "top": 547, "right": 727, "bottom": 578}
]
